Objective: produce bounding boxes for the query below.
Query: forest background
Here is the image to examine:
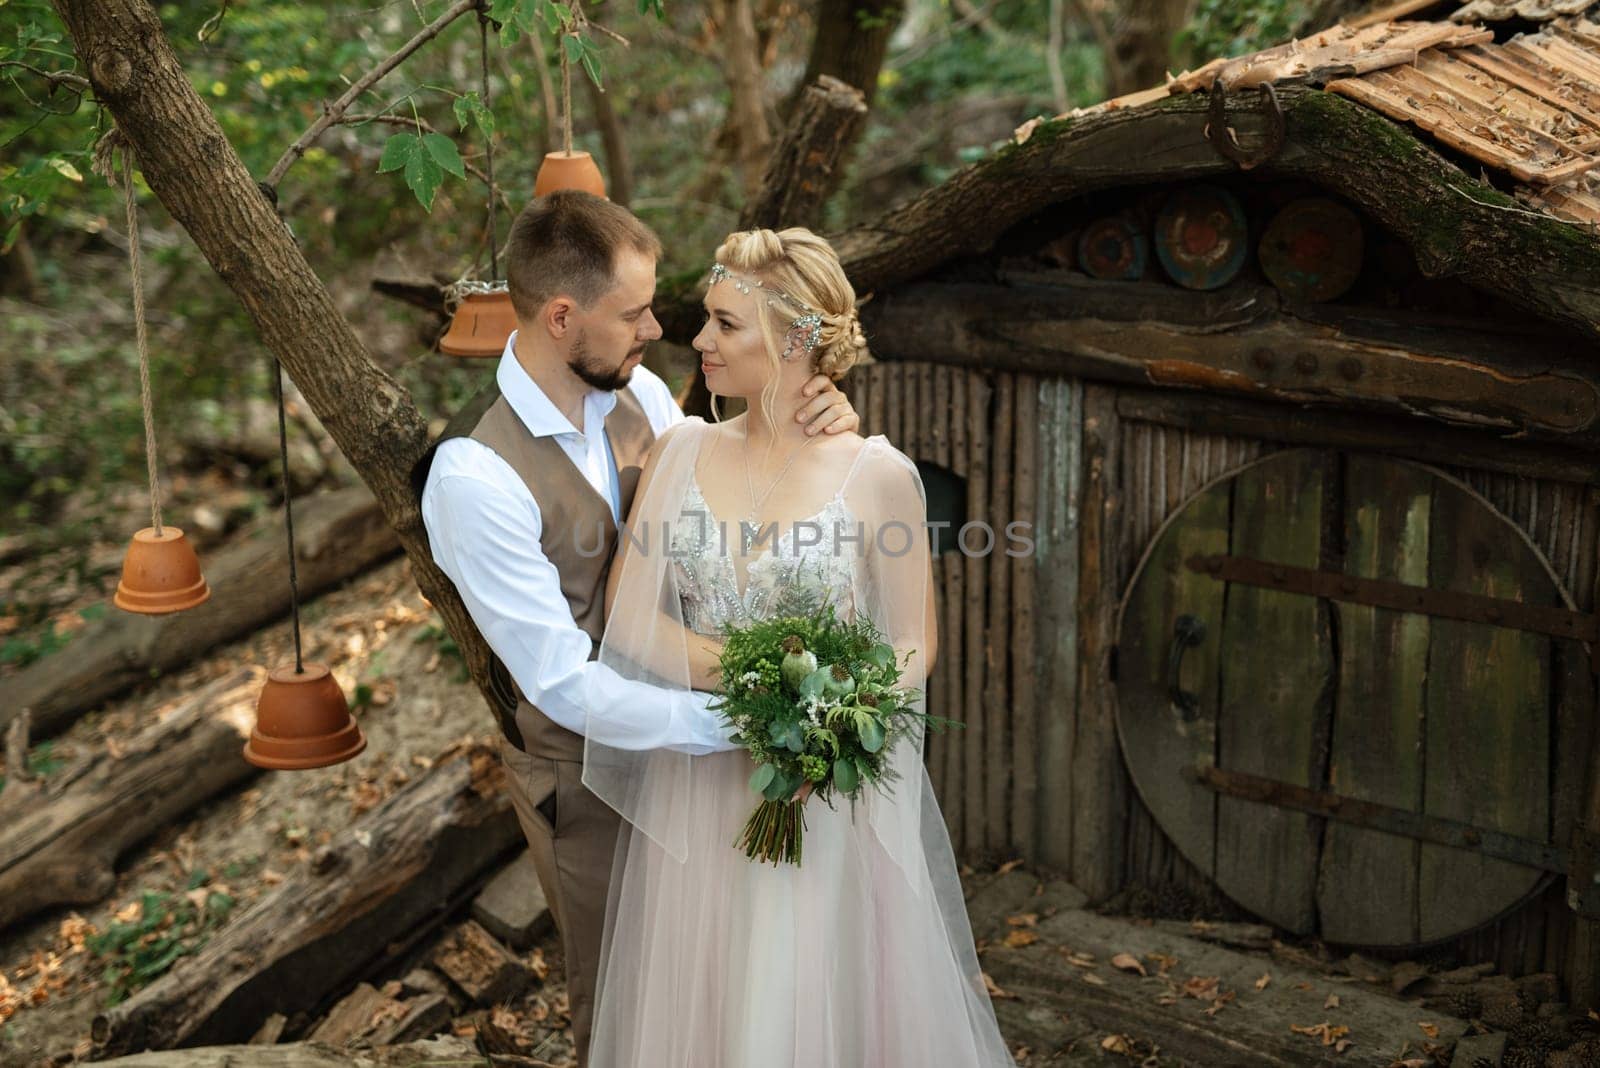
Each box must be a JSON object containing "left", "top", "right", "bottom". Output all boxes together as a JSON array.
[{"left": 0, "top": 0, "right": 1362, "bottom": 699}]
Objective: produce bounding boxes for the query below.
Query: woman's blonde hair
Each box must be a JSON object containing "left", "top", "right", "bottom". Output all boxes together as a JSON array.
[{"left": 706, "top": 227, "right": 868, "bottom": 433}]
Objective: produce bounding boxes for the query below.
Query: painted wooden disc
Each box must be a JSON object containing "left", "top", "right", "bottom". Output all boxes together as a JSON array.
[
  {"left": 1153, "top": 185, "right": 1248, "bottom": 291},
  {"left": 1259, "top": 198, "right": 1364, "bottom": 302},
  {"left": 1077, "top": 217, "right": 1148, "bottom": 280}
]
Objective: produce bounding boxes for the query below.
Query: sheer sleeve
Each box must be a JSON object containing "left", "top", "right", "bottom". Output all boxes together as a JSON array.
[{"left": 843, "top": 440, "right": 935, "bottom": 899}]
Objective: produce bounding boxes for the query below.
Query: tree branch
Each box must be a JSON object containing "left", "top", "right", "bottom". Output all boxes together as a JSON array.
[
  {"left": 265, "top": 0, "right": 479, "bottom": 188},
  {"left": 49, "top": 0, "right": 507, "bottom": 720}
]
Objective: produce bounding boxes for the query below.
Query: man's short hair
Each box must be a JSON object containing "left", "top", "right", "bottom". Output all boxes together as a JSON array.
[{"left": 504, "top": 190, "right": 663, "bottom": 321}]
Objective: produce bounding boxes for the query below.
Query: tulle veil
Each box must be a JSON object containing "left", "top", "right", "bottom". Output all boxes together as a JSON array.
[{"left": 580, "top": 416, "right": 1014, "bottom": 1066}]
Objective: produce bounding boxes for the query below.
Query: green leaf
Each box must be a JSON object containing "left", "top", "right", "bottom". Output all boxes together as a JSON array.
[
  {"left": 377, "top": 133, "right": 419, "bottom": 174},
  {"left": 784, "top": 724, "right": 805, "bottom": 753},
  {"left": 580, "top": 48, "right": 603, "bottom": 91},
  {"left": 859, "top": 717, "right": 885, "bottom": 754},
  {"left": 562, "top": 33, "right": 584, "bottom": 63},
  {"left": 402, "top": 148, "right": 443, "bottom": 211},
  {"left": 422, "top": 133, "right": 465, "bottom": 179},
  {"left": 748, "top": 763, "right": 775, "bottom": 794},
  {"left": 540, "top": 0, "right": 565, "bottom": 33},
  {"left": 799, "top": 667, "right": 828, "bottom": 700},
  {"left": 833, "top": 757, "right": 858, "bottom": 792},
  {"left": 762, "top": 769, "right": 792, "bottom": 801}
]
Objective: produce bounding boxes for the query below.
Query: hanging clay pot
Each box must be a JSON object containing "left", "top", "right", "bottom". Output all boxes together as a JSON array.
[
  {"left": 244, "top": 662, "right": 367, "bottom": 770},
  {"left": 440, "top": 289, "right": 518, "bottom": 358},
  {"left": 534, "top": 150, "right": 606, "bottom": 198},
  {"left": 113, "top": 526, "right": 211, "bottom": 615}
]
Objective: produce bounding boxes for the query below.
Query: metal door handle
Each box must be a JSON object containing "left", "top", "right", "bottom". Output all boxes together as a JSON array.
[{"left": 1166, "top": 614, "right": 1207, "bottom": 720}]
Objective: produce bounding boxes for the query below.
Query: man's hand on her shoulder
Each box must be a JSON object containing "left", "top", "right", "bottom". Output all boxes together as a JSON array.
[{"left": 797, "top": 373, "right": 859, "bottom": 436}]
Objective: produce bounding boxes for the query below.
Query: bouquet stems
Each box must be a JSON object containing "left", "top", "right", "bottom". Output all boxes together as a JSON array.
[{"left": 735, "top": 797, "right": 808, "bottom": 866}]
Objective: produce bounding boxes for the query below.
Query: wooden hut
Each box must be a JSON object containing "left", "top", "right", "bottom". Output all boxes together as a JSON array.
[{"left": 827, "top": 7, "right": 1600, "bottom": 1006}]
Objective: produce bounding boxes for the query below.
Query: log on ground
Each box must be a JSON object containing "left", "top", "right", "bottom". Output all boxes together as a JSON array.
[
  {"left": 0, "top": 668, "right": 262, "bottom": 931},
  {"left": 89, "top": 743, "right": 522, "bottom": 1056}
]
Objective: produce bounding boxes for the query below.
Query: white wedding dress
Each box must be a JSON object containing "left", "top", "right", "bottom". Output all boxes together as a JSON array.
[{"left": 583, "top": 419, "right": 1015, "bottom": 1067}]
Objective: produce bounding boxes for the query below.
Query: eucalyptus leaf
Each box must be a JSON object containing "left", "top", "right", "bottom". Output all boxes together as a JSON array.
[
  {"left": 749, "top": 763, "right": 775, "bottom": 793},
  {"left": 799, "top": 667, "right": 829, "bottom": 700},
  {"left": 833, "top": 757, "right": 858, "bottom": 793},
  {"left": 860, "top": 717, "right": 885, "bottom": 753}
]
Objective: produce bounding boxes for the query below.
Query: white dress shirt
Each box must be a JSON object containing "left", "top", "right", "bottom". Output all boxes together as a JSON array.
[{"left": 421, "top": 332, "right": 736, "bottom": 755}]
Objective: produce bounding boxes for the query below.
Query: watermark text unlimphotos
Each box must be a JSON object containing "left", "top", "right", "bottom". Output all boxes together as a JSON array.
[{"left": 573, "top": 511, "right": 1035, "bottom": 560}]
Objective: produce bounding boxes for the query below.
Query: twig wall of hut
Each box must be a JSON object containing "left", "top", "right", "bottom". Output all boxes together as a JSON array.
[{"left": 850, "top": 357, "right": 1600, "bottom": 1006}]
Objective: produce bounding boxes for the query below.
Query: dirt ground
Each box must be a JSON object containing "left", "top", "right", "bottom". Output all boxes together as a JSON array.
[{"left": 0, "top": 554, "right": 537, "bottom": 1065}]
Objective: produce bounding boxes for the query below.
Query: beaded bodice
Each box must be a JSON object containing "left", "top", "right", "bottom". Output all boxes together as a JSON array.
[{"left": 672, "top": 471, "right": 859, "bottom": 637}]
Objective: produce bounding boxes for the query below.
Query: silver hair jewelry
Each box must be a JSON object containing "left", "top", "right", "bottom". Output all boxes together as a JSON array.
[{"left": 709, "top": 261, "right": 825, "bottom": 360}]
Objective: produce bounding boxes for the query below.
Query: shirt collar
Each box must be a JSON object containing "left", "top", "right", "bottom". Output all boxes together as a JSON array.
[{"left": 496, "top": 329, "right": 619, "bottom": 439}]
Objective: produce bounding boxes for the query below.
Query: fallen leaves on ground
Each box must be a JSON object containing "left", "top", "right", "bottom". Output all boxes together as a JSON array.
[
  {"left": 1254, "top": 972, "right": 1271, "bottom": 991},
  {"left": 1006, "top": 912, "right": 1038, "bottom": 927},
  {"left": 982, "top": 972, "right": 1019, "bottom": 1000},
  {"left": 1111, "top": 953, "right": 1147, "bottom": 976},
  {"left": 1291, "top": 1021, "right": 1353, "bottom": 1053},
  {"left": 1325, "top": 993, "right": 1341, "bottom": 1009}
]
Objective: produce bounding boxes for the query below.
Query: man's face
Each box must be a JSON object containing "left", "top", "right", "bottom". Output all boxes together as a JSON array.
[{"left": 566, "top": 248, "right": 662, "bottom": 392}]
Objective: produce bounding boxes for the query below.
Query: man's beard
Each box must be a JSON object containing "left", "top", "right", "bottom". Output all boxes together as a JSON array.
[{"left": 568, "top": 329, "right": 642, "bottom": 392}]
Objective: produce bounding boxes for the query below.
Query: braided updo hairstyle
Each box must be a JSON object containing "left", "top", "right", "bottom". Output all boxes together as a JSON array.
[{"left": 711, "top": 227, "right": 868, "bottom": 380}]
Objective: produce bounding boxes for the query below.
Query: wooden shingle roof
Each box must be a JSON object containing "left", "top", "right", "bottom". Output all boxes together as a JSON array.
[{"left": 1064, "top": 9, "right": 1600, "bottom": 225}]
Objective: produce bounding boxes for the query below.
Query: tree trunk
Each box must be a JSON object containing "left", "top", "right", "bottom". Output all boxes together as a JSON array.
[
  {"left": 1107, "top": 0, "right": 1194, "bottom": 98},
  {"left": 714, "top": 0, "right": 772, "bottom": 200},
  {"left": 4, "top": 487, "right": 398, "bottom": 742},
  {"left": 795, "top": 0, "right": 904, "bottom": 112},
  {"left": 0, "top": 668, "right": 260, "bottom": 930},
  {"left": 46, "top": 0, "right": 504, "bottom": 724},
  {"left": 90, "top": 743, "right": 521, "bottom": 1055},
  {"left": 738, "top": 75, "right": 869, "bottom": 232},
  {"left": 583, "top": 72, "right": 633, "bottom": 208}
]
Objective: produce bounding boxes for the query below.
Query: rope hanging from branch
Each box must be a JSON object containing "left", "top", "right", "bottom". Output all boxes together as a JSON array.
[
  {"left": 272, "top": 356, "right": 306, "bottom": 674},
  {"left": 95, "top": 131, "right": 167, "bottom": 537},
  {"left": 479, "top": 8, "right": 498, "bottom": 279}
]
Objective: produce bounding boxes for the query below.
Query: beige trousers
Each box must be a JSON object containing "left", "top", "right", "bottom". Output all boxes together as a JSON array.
[{"left": 500, "top": 739, "right": 622, "bottom": 1068}]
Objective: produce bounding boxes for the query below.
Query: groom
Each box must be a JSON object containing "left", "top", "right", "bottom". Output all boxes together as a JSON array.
[{"left": 416, "top": 191, "right": 858, "bottom": 1065}]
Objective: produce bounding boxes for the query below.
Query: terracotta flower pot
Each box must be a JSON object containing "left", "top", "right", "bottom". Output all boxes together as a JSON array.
[
  {"left": 113, "top": 526, "right": 211, "bottom": 615},
  {"left": 439, "top": 290, "right": 517, "bottom": 358},
  {"left": 244, "top": 662, "right": 367, "bottom": 770},
  {"left": 534, "top": 150, "right": 606, "bottom": 198}
]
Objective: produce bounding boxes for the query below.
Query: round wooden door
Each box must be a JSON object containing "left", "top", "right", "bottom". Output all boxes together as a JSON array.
[{"left": 1115, "top": 449, "right": 1576, "bottom": 948}]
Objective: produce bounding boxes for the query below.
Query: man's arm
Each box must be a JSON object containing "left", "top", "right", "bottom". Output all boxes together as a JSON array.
[{"left": 422, "top": 447, "right": 737, "bottom": 755}]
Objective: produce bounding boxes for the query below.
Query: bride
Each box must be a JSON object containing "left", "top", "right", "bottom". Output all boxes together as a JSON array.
[{"left": 581, "top": 228, "right": 1014, "bottom": 1067}]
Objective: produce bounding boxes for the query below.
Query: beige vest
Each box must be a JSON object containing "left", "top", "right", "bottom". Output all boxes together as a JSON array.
[{"left": 422, "top": 379, "right": 657, "bottom": 759}]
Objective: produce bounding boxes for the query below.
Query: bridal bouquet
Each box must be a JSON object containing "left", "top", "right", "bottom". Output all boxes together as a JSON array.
[{"left": 708, "top": 601, "right": 958, "bottom": 867}]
